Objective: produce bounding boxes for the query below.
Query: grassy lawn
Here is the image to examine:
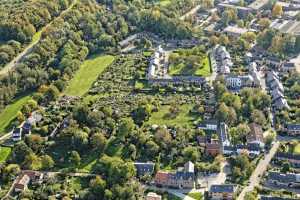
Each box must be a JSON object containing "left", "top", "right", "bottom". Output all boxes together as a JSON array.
[
  {"left": 194, "top": 57, "right": 211, "bottom": 76},
  {"left": 187, "top": 192, "right": 203, "bottom": 200},
  {"left": 65, "top": 55, "right": 115, "bottom": 96},
  {"left": 146, "top": 104, "right": 199, "bottom": 127},
  {"left": 159, "top": 0, "right": 171, "bottom": 6},
  {"left": 32, "top": 30, "right": 42, "bottom": 43},
  {"left": 0, "top": 146, "right": 11, "bottom": 163},
  {"left": 0, "top": 94, "right": 32, "bottom": 134},
  {"left": 169, "top": 56, "right": 211, "bottom": 77},
  {"left": 293, "top": 143, "right": 300, "bottom": 154}
]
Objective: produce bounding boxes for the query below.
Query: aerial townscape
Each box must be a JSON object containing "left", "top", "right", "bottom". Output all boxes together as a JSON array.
[{"left": 0, "top": 0, "right": 299, "bottom": 200}]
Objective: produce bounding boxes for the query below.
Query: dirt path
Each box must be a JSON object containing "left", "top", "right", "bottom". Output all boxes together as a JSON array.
[{"left": 0, "top": 0, "right": 78, "bottom": 76}]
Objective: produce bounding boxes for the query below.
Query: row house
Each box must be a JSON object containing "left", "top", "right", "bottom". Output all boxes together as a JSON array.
[
  {"left": 267, "top": 171, "right": 300, "bottom": 187},
  {"left": 155, "top": 161, "right": 195, "bottom": 189},
  {"left": 283, "top": 124, "right": 300, "bottom": 136},
  {"left": 266, "top": 70, "right": 290, "bottom": 110},
  {"left": 212, "top": 45, "right": 232, "bottom": 74},
  {"left": 275, "top": 152, "right": 300, "bottom": 167},
  {"left": 134, "top": 162, "right": 155, "bottom": 177}
]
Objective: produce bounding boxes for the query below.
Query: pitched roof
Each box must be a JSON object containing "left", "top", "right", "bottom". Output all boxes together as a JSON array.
[
  {"left": 267, "top": 171, "right": 298, "bottom": 183},
  {"left": 260, "top": 196, "right": 298, "bottom": 200},
  {"left": 247, "top": 123, "right": 264, "bottom": 143},
  {"left": 210, "top": 184, "right": 236, "bottom": 193},
  {"left": 286, "top": 124, "right": 300, "bottom": 131},
  {"left": 276, "top": 152, "right": 300, "bottom": 160}
]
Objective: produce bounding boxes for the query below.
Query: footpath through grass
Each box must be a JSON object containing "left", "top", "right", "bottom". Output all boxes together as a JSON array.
[
  {"left": 65, "top": 55, "right": 114, "bottom": 96},
  {"left": 0, "top": 94, "right": 32, "bottom": 134}
]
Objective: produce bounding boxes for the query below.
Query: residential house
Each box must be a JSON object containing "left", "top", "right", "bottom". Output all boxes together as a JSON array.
[
  {"left": 134, "top": 162, "right": 155, "bottom": 177},
  {"left": 273, "top": 97, "right": 290, "bottom": 110},
  {"left": 213, "top": 45, "right": 232, "bottom": 74},
  {"left": 270, "top": 19, "right": 300, "bottom": 36},
  {"left": 217, "top": 3, "right": 252, "bottom": 18},
  {"left": 209, "top": 184, "right": 237, "bottom": 200},
  {"left": 218, "top": 122, "right": 231, "bottom": 154},
  {"left": 155, "top": 162, "right": 195, "bottom": 189},
  {"left": 247, "top": 123, "right": 264, "bottom": 148},
  {"left": 15, "top": 174, "right": 30, "bottom": 192},
  {"left": 270, "top": 78, "right": 284, "bottom": 92},
  {"left": 198, "top": 120, "right": 218, "bottom": 131},
  {"left": 265, "top": 56, "right": 282, "bottom": 69},
  {"left": 22, "top": 170, "right": 44, "bottom": 185},
  {"left": 206, "top": 139, "right": 221, "bottom": 156},
  {"left": 266, "top": 71, "right": 279, "bottom": 84},
  {"left": 267, "top": 171, "right": 300, "bottom": 187},
  {"left": 224, "top": 26, "right": 249, "bottom": 37},
  {"left": 225, "top": 74, "right": 255, "bottom": 90},
  {"left": 260, "top": 196, "right": 298, "bottom": 200},
  {"left": 12, "top": 127, "right": 22, "bottom": 142},
  {"left": 284, "top": 124, "right": 300, "bottom": 135},
  {"left": 275, "top": 152, "right": 300, "bottom": 167},
  {"left": 248, "top": 0, "right": 269, "bottom": 11},
  {"left": 271, "top": 88, "right": 284, "bottom": 102},
  {"left": 146, "top": 192, "right": 162, "bottom": 200},
  {"left": 281, "top": 62, "right": 296, "bottom": 73}
]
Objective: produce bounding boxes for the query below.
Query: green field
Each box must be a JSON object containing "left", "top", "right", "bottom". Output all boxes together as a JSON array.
[
  {"left": 0, "top": 95, "right": 32, "bottom": 134},
  {"left": 169, "top": 56, "right": 211, "bottom": 77},
  {"left": 293, "top": 143, "right": 300, "bottom": 154},
  {"left": 146, "top": 104, "right": 199, "bottom": 127},
  {"left": 0, "top": 147, "right": 11, "bottom": 163},
  {"left": 65, "top": 55, "right": 115, "bottom": 96}
]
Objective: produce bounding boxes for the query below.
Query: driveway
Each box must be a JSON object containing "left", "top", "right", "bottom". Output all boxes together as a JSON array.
[{"left": 197, "top": 162, "right": 228, "bottom": 189}]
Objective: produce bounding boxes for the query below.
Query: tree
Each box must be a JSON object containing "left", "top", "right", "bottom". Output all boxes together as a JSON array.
[
  {"left": 183, "top": 146, "right": 199, "bottom": 162},
  {"left": 282, "top": 161, "right": 291, "bottom": 173},
  {"left": 117, "top": 118, "right": 135, "bottom": 141},
  {"left": 3, "top": 164, "right": 21, "bottom": 182},
  {"left": 12, "top": 141, "right": 32, "bottom": 163},
  {"left": 90, "top": 133, "right": 107, "bottom": 152},
  {"left": 96, "top": 155, "right": 136, "bottom": 185},
  {"left": 44, "top": 85, "right": 60, "bottom": 102},
  {"left": 41, "top": 155, "right": 55, "bottom": 170},
  {"left": 23, "top": 153, "right": 42, "bottom": 170},
  {"left": 258, "top": 18, "right": 271, "bottom": 30},
  {"left": 131, "top": 104, "right": 151, "bottom": 125},
  {"left": 272, "top": 4, "right": 283, "bottom": 17},
  {"left": 90, "top": 176, "right": 106, "bottom": 196},
  {"left": 251, "top": 110, "right": 266, "bottom": 126},
  {"left": 70, "top": 151, "right": 81, "bottom": 167}
]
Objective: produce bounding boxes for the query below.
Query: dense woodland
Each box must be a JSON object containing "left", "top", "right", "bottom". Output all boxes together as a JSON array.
[{"left": 0, "top": 0, "right": 73, "bottom": 68}]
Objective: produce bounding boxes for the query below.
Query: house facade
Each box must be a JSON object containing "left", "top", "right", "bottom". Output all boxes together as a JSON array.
[
  {"left": 209, "top": 184, "right": 237, "bottom": 200},
  {"left": 154, "top": 161, "right": 195, "bottom": 189}
]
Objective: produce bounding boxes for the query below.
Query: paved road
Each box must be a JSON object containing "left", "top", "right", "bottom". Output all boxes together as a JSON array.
[
  {"left": 237, "top": 141, "right": 280, "bottom": 200},
  {"left": 0, "top": 0, "right": 78, "bottom": 76},
  {"left": 180, "top": 5, "right": 201, "bottom": 20}
]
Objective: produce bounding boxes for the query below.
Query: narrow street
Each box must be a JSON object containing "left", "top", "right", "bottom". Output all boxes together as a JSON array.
[
  {"left": 0, "top": 0, "right": 78, "bottom": 76},
  {"left": 237, "top": 141, "right": 280, "bottom": 200},
  {"left": 180, "top": 5, "right": 201, "bottom": 20}
]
